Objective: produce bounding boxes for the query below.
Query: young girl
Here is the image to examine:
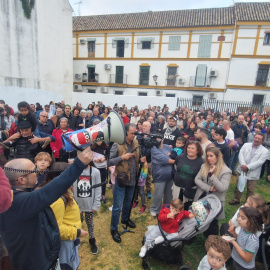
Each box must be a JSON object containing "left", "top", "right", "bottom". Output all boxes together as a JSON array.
[
  {"left": 227, "top": 194, "right": 269, "bottom": 236},
  {"left": 34, "top": 152, "right": 52, "bottom": 187},
  {"left": 91, "top": 141, "right": 109, "bottom": 203},
  {"left": 227, "top": 207, "right": 263, "bottom": 270}
]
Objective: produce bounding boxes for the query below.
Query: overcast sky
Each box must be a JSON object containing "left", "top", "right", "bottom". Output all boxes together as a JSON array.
[{"left": 69, "top": 0, "right": 267, "bottom": 16}]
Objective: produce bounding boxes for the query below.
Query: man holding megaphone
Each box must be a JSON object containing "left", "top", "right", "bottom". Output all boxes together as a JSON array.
[{"left": 109, "top": 123, "right": 140, "bottom": 243}]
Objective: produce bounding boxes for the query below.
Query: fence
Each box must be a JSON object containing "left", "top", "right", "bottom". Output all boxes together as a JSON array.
[{"left": 176, "top": 98, "right": 270, "bottom": 114}]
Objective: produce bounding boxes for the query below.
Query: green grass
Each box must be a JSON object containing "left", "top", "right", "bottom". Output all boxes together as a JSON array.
[{"left": 78, "top": 175, "right": 270, "bottom": 270}]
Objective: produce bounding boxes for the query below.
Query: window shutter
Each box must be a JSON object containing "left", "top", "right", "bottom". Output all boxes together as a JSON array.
[
  {"left": 151, "top": 37, "right": 155, "bottom": 49},
  {"left": 115, "top": 66, "right": 124, "bottom": 84},
  {"left": 137, "top": 38, "right": 142, "bottom": 49},
  {"left": 168, "top": 36, "right": 181, "bottom": 50},
  {"left": 125, "top": 38, "right": 129, "bottom": 48},
  {"left": 139, "top": 66, "right": 150, "bottom": 85},
  {"left": 195, "top": 64, "right": 207, "bottom": 87},
  {"left": 198, "top": 35, "right": 212, "bottom": 58},
  {"left": 112, "top": 40, "right": 116, "bottom": 48}
]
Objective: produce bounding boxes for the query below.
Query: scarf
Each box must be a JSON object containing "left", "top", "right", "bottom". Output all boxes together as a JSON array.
[{"left": 165, "top": 126, "right": 177, "bottom": 135}]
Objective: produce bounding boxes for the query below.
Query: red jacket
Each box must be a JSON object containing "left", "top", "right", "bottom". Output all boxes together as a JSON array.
[
  {"left": 158, "top": 204, "right": 191, "bottom": 233},
  {"left": 9, "top": 121, "right": 18, "bottom": 136},
  {"left": 0, "top": 167, "right": 12, "bottom": 213},
  {"left": 122, "top": 116, "right": 129, "bottom": 125},
  {"left": 50, "top": 128, "right": 73, "bottom": 158}
]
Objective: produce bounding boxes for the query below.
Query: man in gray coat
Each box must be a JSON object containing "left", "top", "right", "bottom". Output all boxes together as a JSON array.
[{"left": 229, "top": 133, "right": 268, "bottom": 205}]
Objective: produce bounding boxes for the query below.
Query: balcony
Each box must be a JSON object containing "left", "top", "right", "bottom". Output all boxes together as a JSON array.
[
  {"left": 109, "top": 74, "right": 128, "bottom": 84},
  {"left": 189, "top": 76, "right": 210, "bottom": 87}
]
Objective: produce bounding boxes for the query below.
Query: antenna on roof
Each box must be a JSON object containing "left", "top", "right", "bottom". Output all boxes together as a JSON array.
[{"left": 74, "top": 0, "right": 82, "bottom": 16}]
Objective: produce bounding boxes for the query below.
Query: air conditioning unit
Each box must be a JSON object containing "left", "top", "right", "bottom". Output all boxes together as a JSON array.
[
  {"left": 75, "top": 74, "right": 82, "bottom": 80},
  {"left": 101, "top": 87, "right": 108, "bottom": 93},
  {"left": 74, "top": 85, "right": 82, "bottom": 91},
  {"left": 210, "top": 70, "right": 218, "bottom": 77},
  {"left": 104, "top": 64, "right": 111, "bottom": 70},
  {"left": 209, "top": 92, "right": 217, "bottom": 99},
  {"left": 178, "top": 78, "right": 185, "bottom": 84},
  {"left": 80, "top": 39, "right": 86, "bottom": 44},
  {"left": 156, "top": 90, "right": 163, "bottom": 96}
]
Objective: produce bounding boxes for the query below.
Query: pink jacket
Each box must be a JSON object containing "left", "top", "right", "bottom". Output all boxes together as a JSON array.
[{"left": 0, "top": 167, "right": 12, "bottom": 213}]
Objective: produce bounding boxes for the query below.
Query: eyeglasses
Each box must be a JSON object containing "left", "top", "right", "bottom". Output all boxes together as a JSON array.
[{"left": 40, "top": 115, "right": 48, "bottom": 118}]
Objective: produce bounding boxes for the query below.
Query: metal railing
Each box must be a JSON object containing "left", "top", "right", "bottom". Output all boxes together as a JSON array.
[
  {"left": 176, "top": 98, "right": 270, "bottom": 113},
  {"left": 109, "top": 74, "right": 128, "bottom": 84},
  {"left": 189, "top": 76, "right": 211, "bottom": 87}
]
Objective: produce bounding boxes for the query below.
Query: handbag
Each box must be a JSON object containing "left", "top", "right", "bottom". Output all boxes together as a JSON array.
[
  {"left": 237, "top": 171, "right": 247, "bottom": 192},
  {"left": 235, "top": 127, "right": 244, "bottom": 146},
  {"left": 117, "top": 172, "right": 129, "bottom": 187}
]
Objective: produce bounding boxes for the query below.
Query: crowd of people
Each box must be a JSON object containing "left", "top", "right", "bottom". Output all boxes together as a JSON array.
[{"left": 0, "top": 98, "right": 270, "bottom": 270}]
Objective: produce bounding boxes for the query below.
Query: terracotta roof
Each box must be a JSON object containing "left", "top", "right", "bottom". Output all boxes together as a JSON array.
[
  {"left": 73, "top": 7, "right": 234, "bottom": 31},
  {"left": 235, "top": 2, "right": 270, "bottom": 21},
  {"left": 72, "top": 2, "right": 270, "bottom": 32}
]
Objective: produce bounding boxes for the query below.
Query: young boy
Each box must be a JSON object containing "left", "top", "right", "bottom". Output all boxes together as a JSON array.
[
  {"left": 34, "top": 152, "right": 52, "bottom": 187},
  {"left": 17, "top": 101, "right": 37, "bottom": 132},
  {"left": 139, "top": 199, "right": 194, "bottom": 257},
  {"left": 72, "top": 163, "right": 101, "bottom": 255},
  {"left": 198, "top": 235, "right": 231, "bottom": 270},
  {"left": 169, "top": 137, "right": 186, "bottom": 160}
]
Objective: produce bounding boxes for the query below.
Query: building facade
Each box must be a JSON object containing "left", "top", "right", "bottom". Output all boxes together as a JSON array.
[
  {"left": 72, "top": 2, "right": 270, "bottom": 109},
  {"left": 0, "top": 0, "right": 73, "bottom": 109}
]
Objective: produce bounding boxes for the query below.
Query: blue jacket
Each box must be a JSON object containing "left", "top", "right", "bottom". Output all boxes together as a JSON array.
[
  {"left": 0, "top": 158, "right": 86, "bottom": 270},
  {"left": 151, "top": 144, "right": 173, "bottom": 182}
]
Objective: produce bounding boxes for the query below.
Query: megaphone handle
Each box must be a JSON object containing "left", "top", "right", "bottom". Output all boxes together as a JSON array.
[
  {"left": 107, "top": 117, "right": 111, "bottom": 141},
  {"left": 62, "top": 134, "right": 85, "bottom": 152}
]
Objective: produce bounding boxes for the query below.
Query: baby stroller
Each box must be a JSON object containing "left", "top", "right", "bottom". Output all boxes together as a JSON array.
[{"left": 141, "top": 194, "right": 222, "bottom": 270}]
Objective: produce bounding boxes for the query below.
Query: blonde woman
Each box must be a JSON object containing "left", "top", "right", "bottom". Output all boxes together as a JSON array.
[{"left": 194, "top": 147, "right": 231, "bottom": 237}]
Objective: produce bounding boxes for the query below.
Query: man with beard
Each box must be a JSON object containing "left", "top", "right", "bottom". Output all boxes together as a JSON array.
[
  {"left": 177, "top": 113, "right": 187, "bottom": 131},
  {"left": 162, "top": 116, "right": 183, "bottom": 148},
  {"left": 50, "top": 108, "right": 63, "bottom": 128},
  {"left": 194, "top": 127, "right": 215, "bottom": 160}
]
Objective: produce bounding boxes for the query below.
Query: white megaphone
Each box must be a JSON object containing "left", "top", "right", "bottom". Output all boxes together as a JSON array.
[{"left": 61, "top": 111, "right": 125, "bottom": 152}]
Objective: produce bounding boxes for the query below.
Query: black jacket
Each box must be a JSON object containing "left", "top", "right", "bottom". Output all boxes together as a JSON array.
[
  {"left": 231, "top": 124, "right": 248, "bottom": 145},
  {"left": 162, "top": 128, "right": 183, "bottom": 148},
  {"left": 13, "top": 135, "right": 41, "bottom": 161},
  {"left": 18, "top": 112, "right": 37, "bottom": 131}
]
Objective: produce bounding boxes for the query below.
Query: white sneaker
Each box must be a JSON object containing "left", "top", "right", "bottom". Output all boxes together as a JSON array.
[
  {"left": 150, "top": 211, "right": 157, "bottom": 217},
  {"left": 154, "top": 236, "right": 164, "bottom": 245},
  {"left": 139, "top": 245, "right": 148, "bottom": 258},
  {"left": 109, "top": 205, "right": 113, "bottom": 212}
]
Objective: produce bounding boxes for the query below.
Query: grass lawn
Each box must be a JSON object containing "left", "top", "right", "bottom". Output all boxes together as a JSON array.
[{"left": 78, "top": 174, "right": 270, "bottom": 270}]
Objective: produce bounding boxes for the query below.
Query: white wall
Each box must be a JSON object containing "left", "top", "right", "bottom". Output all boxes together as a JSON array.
[{"left": 0, "top": 0, "right": 73, "bottom": 108}]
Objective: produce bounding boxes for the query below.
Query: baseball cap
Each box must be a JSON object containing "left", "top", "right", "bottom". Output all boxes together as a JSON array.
[
  {"left": 170, "top": 116, "right": 178, "bottom": 121},
  {"left": 18, "top": 121, "right": 32, "bottom": 130}
]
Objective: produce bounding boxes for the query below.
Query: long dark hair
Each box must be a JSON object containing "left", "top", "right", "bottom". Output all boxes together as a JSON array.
[
  {"left": 40, "top": 162, "right": 73, "bottom": 206},
  {"left": 240, "top": 207, "right": 263, "bottom": 233}
]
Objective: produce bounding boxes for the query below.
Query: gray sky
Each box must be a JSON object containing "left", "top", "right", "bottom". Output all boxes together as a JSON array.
[{"left": 69, "top": 0, "right": 268, "bottom": 16}]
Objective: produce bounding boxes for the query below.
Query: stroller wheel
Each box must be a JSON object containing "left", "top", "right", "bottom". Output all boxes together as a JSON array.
[
  {"left": 142, "top": 258, "right": 151, "bottom": 270},
  {"left": 178, "top": 265, "right": 190, "bottom": 270}
]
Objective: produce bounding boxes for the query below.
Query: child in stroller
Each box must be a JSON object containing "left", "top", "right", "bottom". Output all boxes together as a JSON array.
[{"left": 139, "top": 199, "right": 194, "bottom": 258}]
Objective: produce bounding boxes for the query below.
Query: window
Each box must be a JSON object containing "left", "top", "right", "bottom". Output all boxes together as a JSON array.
[
  {"left": 192, "top": 95, "right": 203, "bottom": 106},
  {"left": 139, "top": 66, "right": 150, "bottom": 85},
  {"left": 252, "top": 94, "right": 265, "bottom": 104},
  {"left": 142, "top": 41, "right": 151, "bottom": 49},
  {"left": 87, "top": 41, "right": 95, "bottom": 57},
  {"left": 116, "top": 40, "right": 124, "bottom": 57},
  {"left": 198, "top": 35, "right": 212, "bottom": 58},
  {"left": 87, "top": 66, "right": 96, "bottom": 82},
  {"left": 166, "top": 93, "right": 175, "bottom": 97},
  {"left": 115, "top": 90, "right": 124, "bottom": 95},
  {"left": 137, "top": 38, "right": 154, "bottom": 49},
  {"left": 256, "top": 65, "right": 269, "bottom": 86},
  {"left": 87, "top": 89, "right": 96, "bottom": 93},
  {"left": 168, "top": 36, "right": 181, "bottom": 50},
  {"left": 138, "top": 92, "right": 148, "bottom": 96},
  {"left": 263, "top": 33, "right": 270, "bottom": 45},
  {"left": 115, "top": 66, "right": 124, "bottom": 84},
  {"left": 167, "top": 67, "right": 177, "bottom": 86},
  {"left": 195, "top": 64, "right": 207, "bottom": 87}
]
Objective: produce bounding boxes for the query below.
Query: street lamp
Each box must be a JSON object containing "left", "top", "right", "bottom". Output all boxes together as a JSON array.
[{"left": 153, "top": 74, "right": 158, "bottom": 85}]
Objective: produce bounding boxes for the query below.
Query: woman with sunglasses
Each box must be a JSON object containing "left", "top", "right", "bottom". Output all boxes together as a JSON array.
[{"left": 172, "top": 140, "right": 204, "bottom": 210}]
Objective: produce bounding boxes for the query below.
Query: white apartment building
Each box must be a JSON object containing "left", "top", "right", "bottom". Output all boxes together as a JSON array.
[{"left": 72, "top": 2, "right": 270, "bottom": 109}]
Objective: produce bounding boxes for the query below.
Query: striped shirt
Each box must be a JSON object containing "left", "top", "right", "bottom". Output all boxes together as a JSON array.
[{"left": 231, "top": 228, "right": 259, "bottom": 269}]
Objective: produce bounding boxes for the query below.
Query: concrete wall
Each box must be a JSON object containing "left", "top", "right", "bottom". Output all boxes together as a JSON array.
[{"left": 0, "top": 0, "right": 73, "bottom": 109}]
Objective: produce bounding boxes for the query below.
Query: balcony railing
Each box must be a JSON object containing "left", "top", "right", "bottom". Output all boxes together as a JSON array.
[
  {"left": 189, "top": 76, "right": 211, "bottom": 87},
  {"left": 109, "top": 74, "right": 128, "bottom": 84}
]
